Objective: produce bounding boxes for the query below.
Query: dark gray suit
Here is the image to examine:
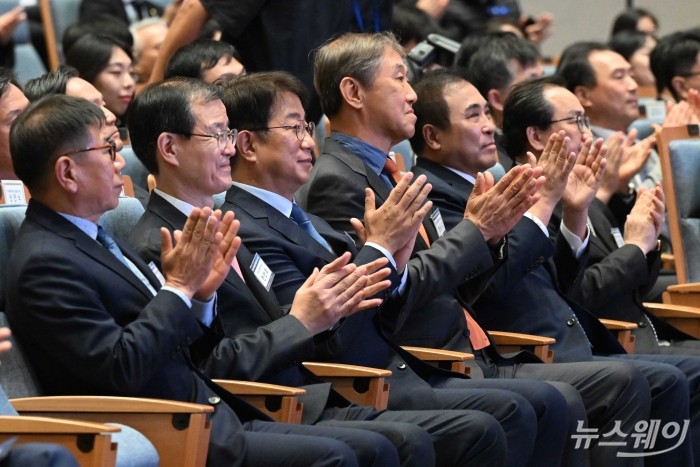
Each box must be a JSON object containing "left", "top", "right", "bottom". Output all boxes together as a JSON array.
[
  {"left": 412, "top": 157, "right": 699, "bottom": 465},
  {"left": 560, "top": 199, "right": 700, "bottom": 354},
  {"left": 128, "top": 192, "right": 511, "bottom": 467},
  {"left": 225, "top": 181, "right": 592, "bottom": 466},
  {"left": 5, "top": 199, "right": 411, "bottom": 467}
]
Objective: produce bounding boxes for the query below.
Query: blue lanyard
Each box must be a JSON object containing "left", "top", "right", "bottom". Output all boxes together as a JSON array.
[{"left": 352, "top": 0, "right": 381, "bottom": 32}]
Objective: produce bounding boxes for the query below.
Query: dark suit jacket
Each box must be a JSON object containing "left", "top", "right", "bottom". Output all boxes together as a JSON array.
[
  {"left": 559, "top": 199, "right": 694, "bottom": 350},
  {"left": 79, "top": 0, "right": 163, "bottom": 23},
  {"left": 297, "top": 140, "right": 556, "bottom": 366},
  {"left": 129, "top": 192, "right": 365, "bottom": 424},
  {"left": 223, "top": 185, "right": 480, "bottom": 411},
  {"left": 6, "top": 200, "right": 267, "bottom": 467},
  {"left": 412, "top": 158, "right": 626, "bottom": 363}
]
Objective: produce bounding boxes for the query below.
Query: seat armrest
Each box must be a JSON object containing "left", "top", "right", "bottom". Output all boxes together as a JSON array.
[
  {"left": 12, "top": 396, "right": 211, "bottom": 467},
  {"left": 302, "top": 362, "right": 391, "bottom": 410},
  {"left": 213, "top": 380, "right": 305, "bottom": 424},
  {"left": 488, "top": 331, "right": 556, "bottom": 363},
  {"left": 661, "top": 253, "right": 675, "bottom": 271},
  {"left": 663, "top": 283, "right": 700, "bottom": 308},
  {"left": 0, "top": 415, "right": 118, "bottom": 467},
  {"left": 600, "top": 319, "right": 637, "bottom": 353},
  {"left": 644, "top": 302, "right": 700, "bottom": 339},
  {"left": 401, "top": 346, "right": 473, "bottom": 375}
]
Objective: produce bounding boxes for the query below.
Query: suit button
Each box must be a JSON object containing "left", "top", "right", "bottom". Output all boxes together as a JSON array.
[
  {"left": 397, "top": 362, "right": 407, "bottom": 370},
  {"left": 185, "top": 337, "right": 192, "bottom": 345},
  {"left": 638, "top": 321, "right": 648, "bottom": 328},
  {"left": 566, "top": 318, "right": 576, "bottom": 327},
  {"left": 208, "top": 396, "right": 221, "bottom": 405}
]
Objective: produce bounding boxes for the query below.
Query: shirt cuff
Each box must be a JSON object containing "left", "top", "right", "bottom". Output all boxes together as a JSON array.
[
  {"left": 161, "top": 285, "right": 192, "bottom": 307},
  {"left": 160, "top": 286, "right": 217, "bottom": 327},
  {"left": 523, "top": 211, "right": 549, "bottom": 237},
  {"left": 560, "top": 219, "right": 590, "bottom": 259},
  {"left": 365, "top": 242, "right": 397, "bottom": 269}
]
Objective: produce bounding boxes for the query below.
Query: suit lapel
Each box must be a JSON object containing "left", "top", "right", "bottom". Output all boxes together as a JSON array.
[
  {"left": 235, "top": 243, "right": 285, "bottom": 321},
  {"left": 27, "top": 200, "right": 156, "bottom": 299},
  {"left": 227, "top": 186, "right": 338, "bottom": 262}
]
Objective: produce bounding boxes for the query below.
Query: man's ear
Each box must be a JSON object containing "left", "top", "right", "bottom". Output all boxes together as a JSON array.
[
  {"left": 487, "top": 88, "right": 506, "bottom": 113},
  {"left": 423, "top": 124, "right": 441, "bottom": 151},
  {"left": 156, "top": 132, "right": 180, "bottom": 168},
  {"left": 339, "top": 77, "right": 364, "bottom": 110},
  {"left": 54, "top": 156, "right": 80, "bottom": 193},
  {"left": 573, "top": 85, "right": 593, "bottom": 108},
  {"left": 671, "top": 76, "right": 688, "bottom": 101},
  {"left": 235, "top": 130, "right": 257, "bottom": 163},
  {"left": 526, "top": 125, "right": 546, "bottom": 152}
]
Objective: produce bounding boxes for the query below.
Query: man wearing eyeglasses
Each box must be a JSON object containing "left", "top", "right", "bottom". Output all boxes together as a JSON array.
[
  {"left": 127, "top": 77, "right": 517, "bottom": 467},
  {"left": 496, "top": 75, "right": 700, "bottom": 463},
  {"left": 6, "top": 94, "right": 403, "bottom": 467}
]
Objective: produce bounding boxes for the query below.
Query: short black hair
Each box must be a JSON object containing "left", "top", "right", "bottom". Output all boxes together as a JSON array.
[
  {"left": 502, "top": 75, "right": 566, "bottom": 158},
  {"left": 126, "top": 78, "right": 222, "bottom": 175},
  {"left": 651, "top": 30, "right": 700, "bottom": 101},
  {"left": 62, "top": 15, "right": 133, "bottom": 54},
  {"left": 610, "top": 8, "right": 658, "bottom": 37},
  {"left": 24, "top": 65, "right": 80, "bottom": 102},
  {"left": 66, "top": 34, "right": 133, "bottom": 84},
  {"left": 0, "top": 67, "right": 20, "bottom": 98},
  {"left": 11, "top": 95, "right": 105, "bottom": 191},
  {"left": 609, "top": 30, "right": 650, "bottom": 63},
  {"left": 410, "top": 69, "right": 465, "bottom": 156},
  {"left": 556, "top": 41, "right": 610, "bottom": 91},
  {"left": 391, "top": 4, "right": 441, "bottom": 47},
  {"left": 462, "top": 33, "right": 541, "bottom": 98},
  {"left": 220, "top": 71, "right": 307, "bottom": 141},
  {"left": 165, "top": 39, "right": 240, "bottom": 81}
]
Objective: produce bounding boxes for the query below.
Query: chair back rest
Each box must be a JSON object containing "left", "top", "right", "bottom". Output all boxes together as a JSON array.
[
  {"left": 628, "top": 117, "right": 663, "bottom": 140},
  {"left": 0, "top": 312, "right": 41, "bottom": 399},
  {"left": 657, "top": 124, "right": 700, "bottom": 283},
  {"left": 101, "top": 197, "right": 145, "bottom": 243},
  {"left": 39, "top": 0, "right": 81, "bottom": 69}
]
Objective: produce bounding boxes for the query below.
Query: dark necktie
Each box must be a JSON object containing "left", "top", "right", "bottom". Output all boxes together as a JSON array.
[
  {"left": 290, "top": 204, "right": 333, "bottom": 253},
  {"left": 97, "top": 226, "right": 128, "bottom": 267},
  {"left": 97, "top": 226, "right": 157, "bottom": 296}
]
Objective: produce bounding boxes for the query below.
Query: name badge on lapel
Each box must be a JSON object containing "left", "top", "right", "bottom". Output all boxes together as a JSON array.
[
  {"left": 148, "top": 261, "right": 166, "bottom": 285},
  {"left": 430, "top": 208, "right": 446, "bottom": 238},
  {"left": 611, "top": 227, "right": 625, "bottom": 248},
  {"left": 251, "top": 253, "right": 275, "bottom": 291}
]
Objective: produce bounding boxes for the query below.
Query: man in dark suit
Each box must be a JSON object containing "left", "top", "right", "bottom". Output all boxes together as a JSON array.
[
  {"left": 126, "top": 77, "right": 510, "bottom": 467},
  {"left": 4, "top": 94, "right": 412, "bottom": 467},
  {"left": 299, "top": 32, "right": 673, "bottom": 466},
  {"left": 217, "top": 64, "right": 650, "bottom": 465},
  {"left": 495, "top": 75, "right": 700, "bottom": 462}
]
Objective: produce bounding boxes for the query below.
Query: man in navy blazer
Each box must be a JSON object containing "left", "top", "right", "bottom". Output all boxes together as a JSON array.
[
  {"left": 411, "top": 70, "right": 697, "bottom": 464},
  {"left": 3, "top": 95, "right": 403, "bottom": 467},
  {"left": 215, "top": 62, "right": 647, "bottom": 465},
  {"left": 125, "top": 78, "right": 513, "bottom": 467}
]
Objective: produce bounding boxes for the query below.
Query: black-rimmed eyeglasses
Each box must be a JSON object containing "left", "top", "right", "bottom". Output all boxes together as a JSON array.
[
  {"left": 548, "top": 114, "right": 591, "bottom": 134},
  {"left": 176, "top": 129, "right": 238, "bottom": 150},
  {"left": 58, "top": 140, "right": 117, "bottom": 161},
  {"left": 249, "top": 120, "right": 315, "bottom": 142}
]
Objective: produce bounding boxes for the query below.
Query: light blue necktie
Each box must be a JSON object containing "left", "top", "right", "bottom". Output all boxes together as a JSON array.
[
  {"left": 97, "top": 226, "right": 157, "bottom": 296},
  {"left": 290, "top": 204, "right": 333, "bottom": 253}
]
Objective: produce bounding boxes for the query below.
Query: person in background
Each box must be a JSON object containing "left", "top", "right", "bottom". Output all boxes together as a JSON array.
[
  {"left": 610, "top": 7, "right": 658, "bottom": 38},
  {"left": 66, "top": 34, "right": 135, "bottom": 140},
  {"left": 130, "top": 18, "right": 168, "bottom": 92}
]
